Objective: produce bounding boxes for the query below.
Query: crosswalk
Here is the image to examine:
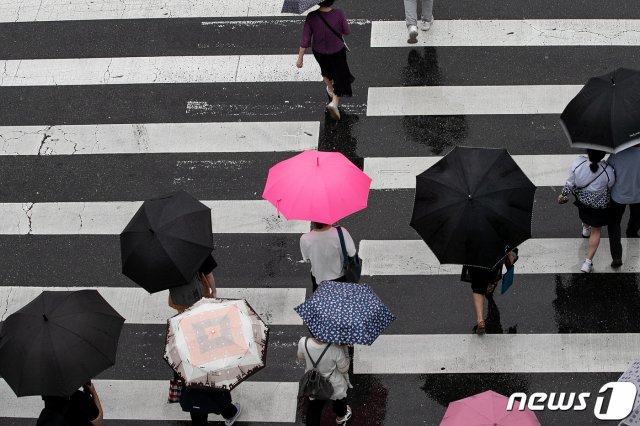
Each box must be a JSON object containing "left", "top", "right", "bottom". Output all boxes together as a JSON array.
[{"left": 0, "top": 1, "right": 639, "bottom": 425}]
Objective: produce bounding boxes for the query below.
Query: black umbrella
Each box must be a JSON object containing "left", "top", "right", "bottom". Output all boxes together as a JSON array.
[
  {"left": 121, "top": 190, "right": 214, "bottom": 293},
  {"left": 560, "top": 68, "right": 640, "bottom": 153},
  {"left": 410, "top": 147, "right": 536, "bottom": 268},
  {"left": 0, "top": 290, "right": 124, "bottom": 397}
]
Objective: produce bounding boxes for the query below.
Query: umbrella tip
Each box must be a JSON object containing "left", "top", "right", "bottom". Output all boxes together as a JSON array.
[
  {"left": 316, "top": 156, "right": 319, "bottom": 166},
  {"left": 468, "top": 194, "right": 472, "bottom": 200},
  {"left": 611, "top": 77, "right": 615, "bottom": 86},
  {"left": 42, "top": 314, "right": 48, "bottom": 322}
]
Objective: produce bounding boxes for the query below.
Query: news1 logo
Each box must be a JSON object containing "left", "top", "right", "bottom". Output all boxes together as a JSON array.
[{"left": 507, "top": 382, "right": 638, "bottom": 420}]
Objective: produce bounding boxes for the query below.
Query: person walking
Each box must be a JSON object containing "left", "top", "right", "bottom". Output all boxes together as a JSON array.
[
  {"left": 168, "top": 253, "right": 217, "bottom": 312},
  {"left": 607, "top": 143, "right": 640, "bottom": 267},
  {"left": 297, "top": 335, "right": 352, "bottom": 425},
  {"left": 461, "top": 250, "right": 516, "bottom": 335},
  {"left": 404, "top": 0, "right": 434, "bottom": 43},
  {"left": 558, "top": 150, "right": 615, "bottom": 273},
  {"left": 296, "top": 0, "right": 354, "bottom": 120},
  {"left": 38, "top": 382, "right": 103, "bottom": 426},
  {"left": 179, "top": 386, "right": 242, "bottom": 426},
  {"left": 300, "top": 222, "right": 356, "bottom": 293}
]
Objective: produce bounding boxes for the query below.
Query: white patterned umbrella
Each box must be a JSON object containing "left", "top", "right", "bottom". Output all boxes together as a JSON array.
[{"left": 164, "top": 298, "right": 269, "bottom": 390}]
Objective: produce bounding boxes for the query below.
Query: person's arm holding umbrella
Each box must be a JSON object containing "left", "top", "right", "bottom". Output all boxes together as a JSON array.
[
  {"left": 86, "top": 382, "right": 104, "bottom": 426},
  {"left": 558, "top": 157, "right": 579, "bottom": 204}
]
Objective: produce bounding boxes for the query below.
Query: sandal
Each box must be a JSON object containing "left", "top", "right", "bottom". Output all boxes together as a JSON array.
[
  {"left": 336, "top": 405, "right": 352, "bottom": 424},
  {"left": 475, "top": 321, "right": 486, "bottom": 335}
]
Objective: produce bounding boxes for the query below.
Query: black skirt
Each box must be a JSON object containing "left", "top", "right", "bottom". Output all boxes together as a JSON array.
[
  {"left": 312, "top": 48, "right": 355, "bottom": 97},
  {"left": 574, "top": 200, "right": 609, "bottom": 227}
]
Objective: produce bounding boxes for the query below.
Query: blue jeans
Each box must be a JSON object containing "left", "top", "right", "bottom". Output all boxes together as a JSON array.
[{"left": 404, "top": 0, "right": 434, "bottom": 27}]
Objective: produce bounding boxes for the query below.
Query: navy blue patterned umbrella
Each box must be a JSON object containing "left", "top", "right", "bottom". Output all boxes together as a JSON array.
[{"left": 294, "top": 281, "right": 395, "bottom": 345}]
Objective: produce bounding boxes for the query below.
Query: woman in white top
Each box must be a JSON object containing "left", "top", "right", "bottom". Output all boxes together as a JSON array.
[
  {"left": 300, "top": 222, "right": 357, "bottom": 292},
  {"left": 558, "top": 150, "right": 615, "bottom": 273},
  {"left": 297, "top": 336, "right": 352, "bottom": 425}
]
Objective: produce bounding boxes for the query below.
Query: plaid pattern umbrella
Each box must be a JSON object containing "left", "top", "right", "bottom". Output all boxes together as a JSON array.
[
  {"left": 294, "top": 281, "right": 395, "bottom": 345},
  {"left": 281, "top": 0, "right": 319, "bottom": 14},
  {"left": 165, "top": 298, "right": 269, "bottom": 390}
]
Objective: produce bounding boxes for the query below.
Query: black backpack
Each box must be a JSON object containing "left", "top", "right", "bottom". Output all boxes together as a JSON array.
[{"left": 299, "top": 338, "right": 334, "bottom": 400}]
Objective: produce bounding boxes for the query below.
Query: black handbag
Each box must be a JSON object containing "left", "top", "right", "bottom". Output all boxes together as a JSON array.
[{"left": 336, "top": 226, "right": 361, "bottom": 283}]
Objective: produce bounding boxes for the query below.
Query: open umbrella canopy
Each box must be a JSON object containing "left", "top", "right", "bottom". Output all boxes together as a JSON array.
[
  {"left": 294, "top": 281, "right": 395, "bottom": 345},
  {"left": 0, "top": 290, "right": 125, "bottom": 397},
  {"left": 120, "top": 190, "right": 214, "bottom": 293},
  {"left": 440, "top": 390, "right": 540, "bottom": 426},
  {"left": 165, "top": 298, "right": 269, "bottom": 390},
  {"left": 262, "top": 150, "right": 371, "bottom": 224},
  {"left": 281, "top": 0, "right": 319, "bottom": 14},
  {"left": 410, "top": 147, "right": 536, "bottom": 269},
  {"left": 561, "top": 68, "right": 640, "bottom": 153}
]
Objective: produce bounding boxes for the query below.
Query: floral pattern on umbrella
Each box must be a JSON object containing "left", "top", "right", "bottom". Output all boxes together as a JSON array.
[
  {"left": 294, "top": 281, "right": 395, "bottom": 346},
  {"left": 165, "top": 298, "right": 269, "bottom": 390}
]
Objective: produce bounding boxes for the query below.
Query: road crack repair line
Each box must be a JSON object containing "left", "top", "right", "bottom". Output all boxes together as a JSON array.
[
  {"left": 21, "top": 202, "right": 34, "bottom": 234},
  {"left": 523, "top": 20, "right": 640, "bottom": 42},
  {"left": 0, "top": 287, "right": 12, "bottom": 321}
]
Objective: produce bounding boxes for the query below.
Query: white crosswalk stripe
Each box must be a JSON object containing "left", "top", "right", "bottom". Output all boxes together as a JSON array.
[
  {"left": 359, "top": 239, "right": 640, "bottom": 275},
  {"left": 0, "top": 55, "right": 321, "bottom": 86},
  {"left": 364, "top": 155, "right": 575, "bottom": 189},
  {"left": 0, "top": 286, "right": 305, "bottom": 325},
  {"left": 0, "top": 122, "right": 320, "bottom": 155},
  {"left": 370, "top": 20, "right": 640, "bottom": 47},
  {"left": 354, "top": 334, "right": 640, "bottom": 374},
  {"left": 367, "top": 85, "right": 582, "bottom": 116},
  {"left": 0, "top": 201, "right": 307, "bottom": 234},
  {"left": 0, "top": 380, "right": 298, "bottom": 422}
]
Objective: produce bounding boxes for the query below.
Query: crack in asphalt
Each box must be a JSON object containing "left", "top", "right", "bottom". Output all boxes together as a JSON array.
[{"left": 21, "top": 202, "right": 34, "bottom": 235}]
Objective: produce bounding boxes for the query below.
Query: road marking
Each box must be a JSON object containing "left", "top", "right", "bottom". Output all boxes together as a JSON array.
[
  {"left": 0, "top": 201, "right": 308, "bottom": 234},
  {"left": 0, "top": 379, "right": 297, "bottom": 422},
  {"left": 355, "top": 334, "right": 639, "bottom": 374},
  {"left": 0, "top": 122, "right": 319, "bottom": 155},
  {"left": 359, "top": 239, "right": 640, "bottom": 275},
  {"left": 0, "top": 55, "right": 321, "bottom": 86},
  {"left": 367, "top": 85, "right": 582, "bottom": 116},
  {"left": 0, "top": 0, "right": 301, "bottom": 22},
  {"left": 0, "top": 286, "right": 304, "bottom": 325},
  {"left": 364, "top": 155, "right": 574, "bottom": 189},
  {"left": 371, "top": 19, "right": 640, "bottom": 47}
]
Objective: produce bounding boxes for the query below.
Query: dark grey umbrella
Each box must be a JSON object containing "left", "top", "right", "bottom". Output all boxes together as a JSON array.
[
  {"left": 0, "top": 290, "right": 124, "bottom": 397},
  {"left": 281, "top": 0, "right": 319, "bottom": 14}
]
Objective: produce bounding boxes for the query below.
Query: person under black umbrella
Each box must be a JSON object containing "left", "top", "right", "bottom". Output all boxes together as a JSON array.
[
  {"left": 120, "top": 190, "right": 214, "bottom": 294},
  {"left": 38, "top": 382, "right": 103, "bottom": 426},
  {"left": 0, "top": 290, "right": 124, "bottom": 398}
]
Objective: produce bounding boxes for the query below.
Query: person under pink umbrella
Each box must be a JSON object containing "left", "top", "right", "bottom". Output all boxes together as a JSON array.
[
  {"left": 262, "top": 150, "right": 371, "bottom": 224},
  {"left": 440, "top": 390, "right": 540, "bottom": 426}
]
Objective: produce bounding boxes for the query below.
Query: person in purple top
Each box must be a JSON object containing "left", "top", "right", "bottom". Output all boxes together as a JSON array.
[{"left": 296, "top": 0, "right": 354, "bottom": 120}]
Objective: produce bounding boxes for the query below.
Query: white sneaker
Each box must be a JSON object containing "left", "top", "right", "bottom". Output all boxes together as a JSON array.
[
  {"left": 420, "top": 18, "right": 433, "bottom": 31},
  {"left": 225, "top": 402, "right": 242, "bottom": 426},
  {"left": 581, "top": 260, "right": 593, "bottom": 273},
  {"left": 582, "top": 224, "right": 591, "bottom": 238},
  {"left": 407, "top": 25, "right": 418, "bottom": 43},
  {"left": 326, "top": 102, "right": 340, "bottom": 120}
]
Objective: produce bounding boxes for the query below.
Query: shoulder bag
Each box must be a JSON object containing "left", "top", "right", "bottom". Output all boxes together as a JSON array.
[
  {"left": 315, "top": 11, "right": 350, "bottom": 52},
  {"left": 336, "top": 226, "right": 361, "bottom": 283}
]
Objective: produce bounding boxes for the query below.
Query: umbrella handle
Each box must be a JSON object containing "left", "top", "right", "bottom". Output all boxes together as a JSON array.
[{"left": 276, "top": 199, "right": 281, "bottom": 218}]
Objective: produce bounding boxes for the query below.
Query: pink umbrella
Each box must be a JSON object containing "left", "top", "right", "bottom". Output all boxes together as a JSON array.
[
  {"left": 262, "top": 150, "right": 371, "bottom": 224},
  {"left": 440, "top": 390, "right": 540, "bottom": 426}
]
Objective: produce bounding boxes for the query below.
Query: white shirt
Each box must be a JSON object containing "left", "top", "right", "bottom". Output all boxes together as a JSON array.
[
  {"left": 300, "top": 227, "right": 356, "bottom": 283},
  {"left": 564, "top": 156, "right": 615, "bottom": 192},
  {"left": 297, "top": 337, "right": 350, "bottom": 400}
]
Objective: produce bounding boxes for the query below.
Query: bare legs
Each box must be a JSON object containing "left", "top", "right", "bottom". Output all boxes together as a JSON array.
[
  {"left": 323, "top": 76, "right": 340, "bottom": 107},
  {"left": 473, "top": 293, "right": 484, "bottom": 325},
  {"left": 586, "top": 226, "right": 601, "bottom": 261}
]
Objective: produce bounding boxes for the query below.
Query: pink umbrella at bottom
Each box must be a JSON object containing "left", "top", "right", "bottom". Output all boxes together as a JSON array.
[{"left": 440, "top": 390, "right": 540, "bottom": 426}]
